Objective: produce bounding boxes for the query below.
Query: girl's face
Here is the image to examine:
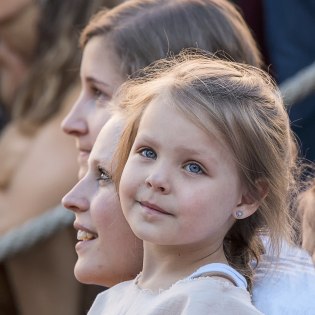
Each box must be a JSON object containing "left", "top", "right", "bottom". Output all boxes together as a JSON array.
[
  {"left": 120, "top": 98, "right": 247, "bottom": 257},
  {"left": 62, "top": 116, "right": 143, "bottom": 287},
  {"left": 61, "top": 36, "right": 125, "bottom": 178}
]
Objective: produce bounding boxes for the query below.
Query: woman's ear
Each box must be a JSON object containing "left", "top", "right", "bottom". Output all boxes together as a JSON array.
[{"left": 233, "top": 179, "right": 268, "bottom": 220}]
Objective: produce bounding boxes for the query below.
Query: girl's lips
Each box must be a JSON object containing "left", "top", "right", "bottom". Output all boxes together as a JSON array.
[{"left": 139, "top": 201, "right": 172, "bottom": 215}]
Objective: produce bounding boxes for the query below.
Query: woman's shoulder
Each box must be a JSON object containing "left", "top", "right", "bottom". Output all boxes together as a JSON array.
[
  {"left": 92, "top": 280, "right": 134, "bottom": 302},
  {"left": 0, "top": 83, "right": 80, "bottom": 234},
  {"left": 0, "top": 122, "right": 33, "bottom": 189},
  {"left": 88, "top": 281, "right": 134, "bottom": 315}
]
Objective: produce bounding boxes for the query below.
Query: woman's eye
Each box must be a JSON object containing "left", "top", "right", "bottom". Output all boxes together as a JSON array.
[
  {"left": 184, "top": 163, "right": 204, "bottom": 174},
  {"left": 139, "top": 148, "right": 157, "bottom": 159},
  {"left": 97, "top": 166, "right": 112, "bottom": 183},
  {"left": 91, "top": 87, "right": 110, "bottom": 104},
  {"left": 91, "top": 87, "right": 103, "bottom": 98}
]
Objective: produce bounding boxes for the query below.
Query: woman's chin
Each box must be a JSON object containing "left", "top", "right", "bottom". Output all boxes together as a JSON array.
[{"left": 74, "top": 261, "right": 99, "bottom": 285}]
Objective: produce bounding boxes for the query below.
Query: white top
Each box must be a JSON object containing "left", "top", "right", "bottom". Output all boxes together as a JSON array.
[
  {"left": 88, "top": 263, "right": 263, "bottom": 315},
  {"left": 253, "top": 240, "right": 315, "bottom": 315}
]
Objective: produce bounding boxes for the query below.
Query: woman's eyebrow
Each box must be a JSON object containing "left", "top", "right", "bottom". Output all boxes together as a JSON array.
[{"left": 86, "top": 76, "right": 110, "bottom": 88}]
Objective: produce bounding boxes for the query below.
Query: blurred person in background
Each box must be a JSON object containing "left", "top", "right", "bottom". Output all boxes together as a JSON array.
[
  {"left": 0, "top": 0, "right": 39, "bottom": 131},
  {"left": 233, "top": 0, "right": 315, "bottom": 163},
  {"left": 0, "top": 0, "right": 122, "bottom": 314},
  {"left": 234, "top": 0, "right": 315, "bottom": 273},
  {"left": 298, "top": 180, "right": 315, "bottom": 264},
  {"left": 263, "top": 0, "right": 315, "bottom": 163},
  {"left": 262, "top": 3, "right": 315, "bottom": 256}
]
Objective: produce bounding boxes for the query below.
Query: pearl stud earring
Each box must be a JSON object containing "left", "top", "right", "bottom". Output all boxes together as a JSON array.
[{"left": 235, "top": 210, "right": 243, "bottom": 219}]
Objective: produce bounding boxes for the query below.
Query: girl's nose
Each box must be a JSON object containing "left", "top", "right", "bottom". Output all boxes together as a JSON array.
[{"left": 144, "top": 171, "right": 171, "bottom": 194}]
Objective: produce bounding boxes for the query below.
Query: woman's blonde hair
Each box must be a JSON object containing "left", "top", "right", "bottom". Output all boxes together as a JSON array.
[
  {"left": 114, "top": 51, "right": 301, "bottom": 291},
  {"left": 80, "top": 0, "right": 262, "bottom": 80}
]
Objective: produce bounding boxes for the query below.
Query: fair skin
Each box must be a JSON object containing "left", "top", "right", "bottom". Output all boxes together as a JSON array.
[
  {"left": 0, "top": 0, "right": 34, "bottom": 21},
  {"left": 0, "top": 85, "right": 80, "bottom": 235},
  {"left": 298, "top": 186, "right": 315, "bottom": 264},
  {"left": 62, "top": 116, "right": 143, "bottom": 287},
  {"left": 0, "top": 0, "right": 39, "bottom": 106},
  {"left": 119, "top": 97, "right": 258, "bottom": 291},
  {"left": 61, "top": 36, "right": 125, "bottom": 179}
]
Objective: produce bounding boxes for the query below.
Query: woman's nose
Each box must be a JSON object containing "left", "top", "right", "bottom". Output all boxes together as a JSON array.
[
  {"left": 61, "top": 107, "right": 88, "bottom": 136},
  {"left": 62, "top": 186, "right": 89, "bottom": 213},
  {"left": 61, "top": 96, "right": 89, "bottom": 136}
]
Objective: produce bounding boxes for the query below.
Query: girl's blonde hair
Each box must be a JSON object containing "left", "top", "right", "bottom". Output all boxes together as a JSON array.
[{"left": 114, "top": 51, "right": 301, "bottom": 291}]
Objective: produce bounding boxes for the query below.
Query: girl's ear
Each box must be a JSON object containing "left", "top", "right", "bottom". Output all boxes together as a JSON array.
[{"left": 233, "top": 179, "right": 268, "bottom": 220}]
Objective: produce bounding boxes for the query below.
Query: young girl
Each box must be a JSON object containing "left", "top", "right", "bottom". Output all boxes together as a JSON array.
[{"left": 87, "top": 53, "right": 299, "bottom": 314}]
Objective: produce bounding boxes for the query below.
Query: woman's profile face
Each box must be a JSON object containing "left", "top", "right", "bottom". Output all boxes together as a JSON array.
[
  {"left": 62, "top": 116, "right": 143, "bottom": 287},
  {"left": 61, "top": 36, "right": 125, "bottom": 178}
]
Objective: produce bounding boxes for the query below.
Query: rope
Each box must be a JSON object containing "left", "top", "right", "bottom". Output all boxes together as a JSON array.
[
  {"left": 279, "top": 61, "right": 315, "bottom": 106},
  {"left": 0, "top": 206, "right": 74, "bottom": 261}
]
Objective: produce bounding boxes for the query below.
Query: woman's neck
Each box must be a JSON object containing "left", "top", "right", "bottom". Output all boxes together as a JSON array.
[{"left": 138, "top": 241, "right": 228, "bottom": 292}]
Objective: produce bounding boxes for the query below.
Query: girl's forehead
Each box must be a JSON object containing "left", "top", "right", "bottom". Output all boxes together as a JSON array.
[{"left": 138, "top": 94, "right": 236, "bottom": 156}]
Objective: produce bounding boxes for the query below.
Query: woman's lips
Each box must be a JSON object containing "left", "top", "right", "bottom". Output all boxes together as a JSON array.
[
  {"left": 77, "top": 229, "right": 96, "bottom": 241},
  {"left": 74, "top": 228, "right": 98, "bottom": 252},
  {"left": 78, "top": 150, "right": 90, "bottom": 165},
  {"left": 74, "top": 223, "right": 97, "bottom": 241}
]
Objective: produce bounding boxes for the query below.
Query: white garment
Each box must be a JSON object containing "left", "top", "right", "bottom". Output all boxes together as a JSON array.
[
  {"left": 88, "top": 263, "right": 263, "bottom": 315},
  {"left": 253, "top": 241, "right": 315, "bottom": 315}
]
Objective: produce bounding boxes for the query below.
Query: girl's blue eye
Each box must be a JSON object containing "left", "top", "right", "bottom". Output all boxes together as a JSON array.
[
  {"left": 140, "top": 148, "right": 157, "bottom": 159},
  {"left": 184, "top": 163, "right": 203, "bottom": 174},
  {"left": 97, "top": 166, "right": 112, "bottom": 183}
]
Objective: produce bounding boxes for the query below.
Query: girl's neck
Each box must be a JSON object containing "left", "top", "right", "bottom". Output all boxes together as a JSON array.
[{"left": 138, "top": 241, "right": 228, "bottom": 292}]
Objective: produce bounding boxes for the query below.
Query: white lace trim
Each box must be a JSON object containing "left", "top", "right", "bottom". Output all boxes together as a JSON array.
[{"left": 133, "top": 271, "right": 237, "bottom": 295}]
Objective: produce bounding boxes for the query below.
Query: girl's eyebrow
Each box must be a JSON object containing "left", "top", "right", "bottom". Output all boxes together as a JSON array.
[
  {"left": 175, "top": 145, "right": 219, "bottom": 166},
  {"left": 134, "top": 134, "right": 158, "bottom": 148}
]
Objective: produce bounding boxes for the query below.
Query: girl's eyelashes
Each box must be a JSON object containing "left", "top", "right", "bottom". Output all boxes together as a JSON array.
[
  {"left": 97, "top": 166, "right": 112, "bottom": 184},
  {"left": 138, "top": 147, "right": 157, "bottom": 160},
  {"left": 135, "top": 145, "right": 205, "bottom": 175},
  {"left": 183, "top": 162, "right": 205, "bottom": 174}
]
